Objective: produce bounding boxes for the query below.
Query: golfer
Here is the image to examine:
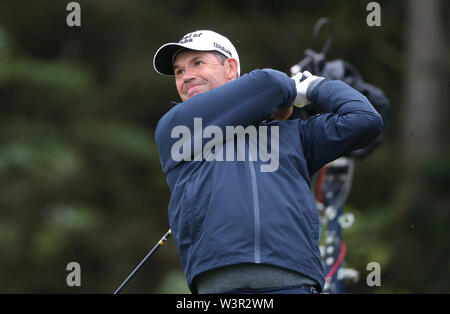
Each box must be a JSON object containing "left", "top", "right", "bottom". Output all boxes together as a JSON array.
[{"left": 153, "top": 30, "right": 383, "bottom": 294}]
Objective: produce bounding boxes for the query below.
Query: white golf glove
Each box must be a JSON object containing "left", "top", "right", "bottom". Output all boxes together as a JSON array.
[{"left": 291, "top": 71, "right": 324, "bottom": 108}]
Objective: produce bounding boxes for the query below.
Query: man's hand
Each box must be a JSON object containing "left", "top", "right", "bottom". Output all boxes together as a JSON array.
[
  {"left": 291, "top": 71, "right": 324, "bottom": 108},
  {"left": 270, "top": 106, "right": 293, "bottom": 121},
  {"left": 269, "top": 71, "right": 324, "bottom": 121}
]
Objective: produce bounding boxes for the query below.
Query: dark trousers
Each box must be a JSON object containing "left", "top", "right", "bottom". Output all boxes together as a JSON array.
[{"left": 213, "top": 284, "right": 320, "bottom": 294}]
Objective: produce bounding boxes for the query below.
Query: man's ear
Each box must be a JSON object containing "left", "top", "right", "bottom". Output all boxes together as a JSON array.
[{"left": 224, "top": 58, "right": 239, "bottom": 80}]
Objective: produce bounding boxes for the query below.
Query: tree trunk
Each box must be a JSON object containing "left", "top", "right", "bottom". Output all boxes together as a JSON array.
[{"left": 394, "top": 0, "right": 447, "bottom": 218}]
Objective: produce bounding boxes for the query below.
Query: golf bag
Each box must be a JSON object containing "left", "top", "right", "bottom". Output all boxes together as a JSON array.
[{"left": 289, "top": 18, "right": 390, "bottom": 293}]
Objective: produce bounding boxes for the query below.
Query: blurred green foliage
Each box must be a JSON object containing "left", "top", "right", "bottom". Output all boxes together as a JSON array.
[{"left": 0, "top": 0, "right": 448, "bottom": 293}]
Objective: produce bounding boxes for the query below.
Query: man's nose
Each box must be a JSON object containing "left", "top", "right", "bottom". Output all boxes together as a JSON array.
[{"left": 182, "top": 66, "right": 196, "bottom": 82}]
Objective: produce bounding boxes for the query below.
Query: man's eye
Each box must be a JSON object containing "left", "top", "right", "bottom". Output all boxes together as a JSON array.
[
  {"left": 194, "top": 61, "right": 204, "bottom": 66},
  {"left": 175, "top": 69, "right": 184, "bottom": 76}
]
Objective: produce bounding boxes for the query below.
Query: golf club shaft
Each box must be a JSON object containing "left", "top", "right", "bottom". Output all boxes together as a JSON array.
[{"left": 114, "top": 229, "right": 172, "bottom": 294}]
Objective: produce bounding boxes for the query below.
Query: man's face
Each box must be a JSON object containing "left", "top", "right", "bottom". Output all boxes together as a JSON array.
[{"left": 173, "top": 50, "right": 236, "bottom": 102}]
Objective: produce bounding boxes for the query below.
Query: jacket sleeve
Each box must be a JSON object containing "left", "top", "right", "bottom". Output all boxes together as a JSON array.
[
  {"left": 155, "top": 69, "right": 297, "bottom": 175},
  {"left": 300, "top": 79, "right": 384, "bottom": 175}
]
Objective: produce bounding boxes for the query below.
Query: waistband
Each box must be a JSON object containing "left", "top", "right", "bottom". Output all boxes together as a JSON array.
[{"left": 195, "top": 263, "right": 319, "bottom": 294}]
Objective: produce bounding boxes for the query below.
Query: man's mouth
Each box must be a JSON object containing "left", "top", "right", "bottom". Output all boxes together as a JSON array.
[{"left": 186, "top": 84, "right": 204, "bottom": 97}]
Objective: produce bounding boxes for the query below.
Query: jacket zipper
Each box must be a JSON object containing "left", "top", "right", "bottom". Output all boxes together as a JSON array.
[{"left": 248, "top": 161, "right": 261, "bottom": 263}]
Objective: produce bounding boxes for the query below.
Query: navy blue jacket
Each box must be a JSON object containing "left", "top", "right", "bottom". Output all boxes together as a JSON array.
[{"left": 155, "top": 69, "right": 383, "bottom": 292}]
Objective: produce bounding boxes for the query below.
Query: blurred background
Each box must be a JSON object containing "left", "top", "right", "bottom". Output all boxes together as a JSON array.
[{"left": 0, "top": 0, "right": 448, "bottom": 293}]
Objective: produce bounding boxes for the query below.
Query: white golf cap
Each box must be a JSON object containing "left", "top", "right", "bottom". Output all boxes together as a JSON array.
[{"left": 153, "top": 30, "right": 240, "bottom": 76}]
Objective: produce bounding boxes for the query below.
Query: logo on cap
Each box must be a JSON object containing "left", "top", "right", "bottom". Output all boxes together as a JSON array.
[
  {"left": 178, "top": 32, "right": 203, "bottom": 44},
  {"left": 213, "top": 42, "right": 232, "bottom": 57}
]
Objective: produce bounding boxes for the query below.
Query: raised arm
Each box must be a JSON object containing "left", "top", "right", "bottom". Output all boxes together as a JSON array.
[
  {"left": 300, "top": 79, "right": 384, "bottom": 175},
  {"left": 155, "top": 69, "right": 297, "bottom": 174}
]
